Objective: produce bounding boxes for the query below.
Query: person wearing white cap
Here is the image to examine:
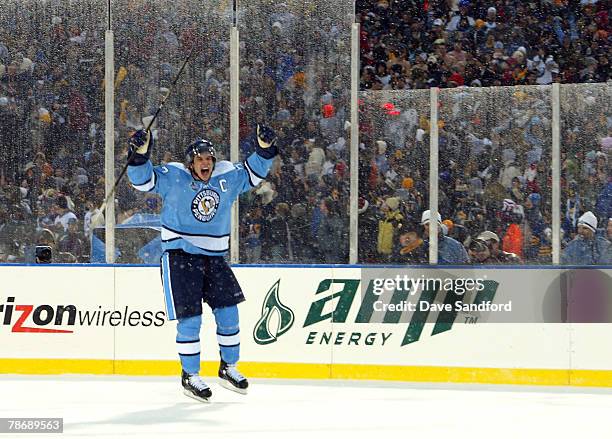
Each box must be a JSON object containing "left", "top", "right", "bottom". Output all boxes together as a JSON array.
[
  {"left": 477, "top": 230, "right": 521, "bottom": 264},
  {"left": 421, "top": 210, "right": 469, "bottom": 264},
  {"left": 485, "top": 6, "right": 497, "bottom": 31},
  {"left": 561, "top": 211, "right": 612, "bottom": 265}
]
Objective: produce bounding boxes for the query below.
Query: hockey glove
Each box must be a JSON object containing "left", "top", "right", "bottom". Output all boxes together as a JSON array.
[
  {"left": 128, "top": 129, "right": 153, "bottom": 166},
  {"left": 255, "top": 124, "right": 278, "bottom": 159}
]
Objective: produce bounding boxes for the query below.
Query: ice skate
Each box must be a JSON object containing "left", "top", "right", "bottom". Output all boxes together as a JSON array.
[
  {"left": 181, "top": 370, "right": 212, "bottom": 402},
  {"left": 218, "top": 360, "right": 249, "bottom": 394}
]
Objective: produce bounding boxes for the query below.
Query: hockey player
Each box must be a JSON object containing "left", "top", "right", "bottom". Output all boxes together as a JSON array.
[{"left": 127, "top": 125, "right": 278, "bottom": 402}]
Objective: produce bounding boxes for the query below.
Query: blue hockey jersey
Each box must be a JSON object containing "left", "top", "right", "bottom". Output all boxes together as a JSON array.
[{"left": 127, "top": 152, "right": 274, "bottom": 256}]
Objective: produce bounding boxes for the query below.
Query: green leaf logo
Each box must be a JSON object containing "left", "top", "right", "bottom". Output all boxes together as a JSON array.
[{"left": 253, "top": 280, "right": 295, "bottom": 345}]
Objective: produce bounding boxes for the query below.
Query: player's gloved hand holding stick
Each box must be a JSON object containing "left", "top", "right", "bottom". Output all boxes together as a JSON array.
[{"left": 128, "top": 129, "right": 154, "bottom": 166}]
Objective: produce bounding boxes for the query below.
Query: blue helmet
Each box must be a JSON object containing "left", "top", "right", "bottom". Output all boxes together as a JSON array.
[{"left": 185, "top": 139, "right": 216, "bottom": 164}]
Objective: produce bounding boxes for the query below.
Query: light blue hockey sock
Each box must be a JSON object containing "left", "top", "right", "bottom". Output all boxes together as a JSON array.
[
  {"left": 213, "top": 306, "right": 240, "bottom": 365},
  {"left": 176, "top": 315, "right": 202, "bottom": 374}
]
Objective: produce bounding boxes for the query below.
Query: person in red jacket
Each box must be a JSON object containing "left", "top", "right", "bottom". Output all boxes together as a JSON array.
[{"left": 501, "top": 199, "right": 524, "bottom": 259}]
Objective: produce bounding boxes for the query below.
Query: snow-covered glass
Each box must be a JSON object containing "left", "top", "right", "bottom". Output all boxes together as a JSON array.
[
  {"left": 237, "top": 0, "right": 353, "bottom": 264},
  {"left": 358, "top": 90, "right": 430, "bottom": 264},
  {"left": 0, "top": 0, "right": 105, "bottom": 263},
  {"left": 107, "top": 0, "right": 231, "bottom": 264},
  {"left": 559, "top": 83, "right": 611, "bottom": 265},
  {"left": 438, "top": 85, "right": 552, "bottom": 265}
]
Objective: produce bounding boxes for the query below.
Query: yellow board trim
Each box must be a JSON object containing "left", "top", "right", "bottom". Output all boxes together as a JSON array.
[
  {"left": 0, "top": 359, "right": 115, "bottom": 375},
  {"left": 2, "top": 359, "right": 612, "bottom": 387}
]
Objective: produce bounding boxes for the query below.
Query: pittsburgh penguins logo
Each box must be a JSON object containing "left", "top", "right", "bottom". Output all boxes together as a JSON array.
[{"left": 191, "top": 189, "right": 220, "bottom": 222}]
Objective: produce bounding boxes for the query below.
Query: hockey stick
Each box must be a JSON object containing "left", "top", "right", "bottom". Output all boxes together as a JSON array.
[{"left": 91, "top": 47, "right": 195, "bottom": 227}]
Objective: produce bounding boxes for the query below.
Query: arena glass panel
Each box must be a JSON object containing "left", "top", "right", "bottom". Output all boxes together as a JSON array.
[
  {"left": 357, "top": 90, "right": 431, "bottom": 264},
  {"left": 438, "top": 85, "right": 553, "bottom": 265},
  {"left": 237, "top": 0, "right": 354, "bottom": 264},
  {"left": 108, "top": 0, "right": 230, "bottom": 264},
  {"left": 0, "top": 0, "right": 105, "bottom": 264},
  {"left": 559, "top": 83, "right": 612, "bottom": 265}
]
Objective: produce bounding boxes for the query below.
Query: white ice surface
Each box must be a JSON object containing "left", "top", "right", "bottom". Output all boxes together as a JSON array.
[{"left": 1, "top": 375, "right": 611, "bottom": 439}]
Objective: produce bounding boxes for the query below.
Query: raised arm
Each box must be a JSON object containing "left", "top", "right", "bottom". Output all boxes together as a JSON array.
[
  {"left": 234, "top": 124, "right": 279, "bottom": 193},
  {"left": 127, "top": 129, "right": 163, "bottom": 194}
]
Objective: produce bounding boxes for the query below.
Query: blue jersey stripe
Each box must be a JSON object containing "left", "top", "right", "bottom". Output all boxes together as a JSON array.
[{"left": 161, "top": 253, "right": 176, "bottom": 320}]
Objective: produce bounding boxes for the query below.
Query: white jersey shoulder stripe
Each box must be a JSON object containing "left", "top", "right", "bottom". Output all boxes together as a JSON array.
[
  {"left": 166, "top": 162, "right": 190, "bottom": 175},
  {"left": 211, "top": 160, "right": 235, "bottom": 178},
  {"left": 132, "top": 171, "right": 156, "bottom": 192},
  {"left": 244, "top": 160, "right": 263, "bottom": 187}
]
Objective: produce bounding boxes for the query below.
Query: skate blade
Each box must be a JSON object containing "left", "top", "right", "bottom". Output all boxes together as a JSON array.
[
  {"left": 183, "top": 389, "right": 211, "bottom": 403},
  {"left": 219, "top": 379, "right": 248, "bottom": 395}
]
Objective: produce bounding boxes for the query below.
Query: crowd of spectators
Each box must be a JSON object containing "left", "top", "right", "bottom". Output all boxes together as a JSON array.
[
  {"left": 0, "top": 0, "right": 353, "bottom": 263},
  {"left": 358, "top": 82, "right": 611, "bottom": 265},
  {"left": 0, "top": 0, "right": 229, "bottom": 262},
  {"left": 354, "top": 0, "right": 610, "bottom": 264},
  {"left": 359, "top": 0, "right": 610, "bottom": 89},
  {"left": 0, "top": 0, "right": 610, "bottom": 265}
]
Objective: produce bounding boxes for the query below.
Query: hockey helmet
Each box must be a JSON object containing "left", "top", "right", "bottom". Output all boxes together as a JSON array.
[{"left": 185, "top": 139, "right": 216, "bottom": 164}]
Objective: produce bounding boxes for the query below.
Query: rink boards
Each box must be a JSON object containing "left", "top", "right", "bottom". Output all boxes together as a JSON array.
[{"left": 0, "top": 264, "right": 611, "bottom": 387}]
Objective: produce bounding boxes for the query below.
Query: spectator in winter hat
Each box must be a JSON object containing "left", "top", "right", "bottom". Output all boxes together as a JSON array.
[
  {"left": 394, "top": 223, "right": 426, "bottom": 264},
  {"left": 477, "top": 230, "right": 521, "bottom": 264},
  {"left": 492, "top": 42, "right": 506, "bottom": 60},
  {"left": 36, "top": 228, "right": 56, "bottom": 250},
  {"left": 484, "top": 7, "right": 497, "bottom": 31},
  {"left": 468, "top": 238, "right": 492, "bottom": 263},
  {"left": 561, "top": 211, "right": 612, "bottom": 265},
  {"left": 421, "top": 209, "right": 469, "bottom": 264},
  {"left": 577, "top": 212, "right": 597, "bottom": 238}
]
